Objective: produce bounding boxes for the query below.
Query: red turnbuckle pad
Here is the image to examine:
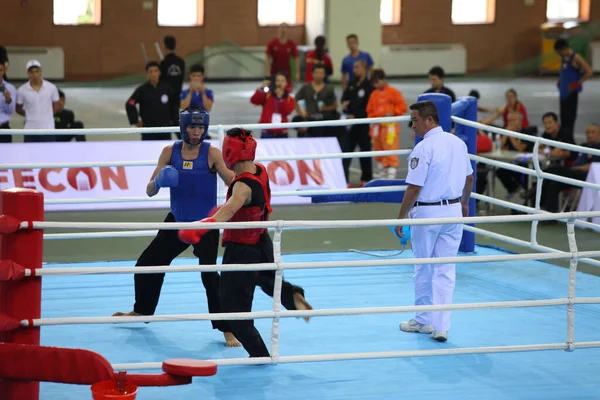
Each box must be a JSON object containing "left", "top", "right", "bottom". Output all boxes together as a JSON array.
[
  {"left": 162, "top": 359, "right": 218, "bottom": 377},
  {"left": 0, "top": 314, "right": 22, "bottom": 332},
  {"left": 0, "top": 215, "right": 21, "bottom": 235},
  {"left": 0, "top": 260, "right": 27, "bottom": 281}
]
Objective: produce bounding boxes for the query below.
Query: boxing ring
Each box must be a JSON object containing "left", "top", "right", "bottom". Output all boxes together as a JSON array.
[{"left": 2, "top": 93, "right": 600, "bottom": 399}]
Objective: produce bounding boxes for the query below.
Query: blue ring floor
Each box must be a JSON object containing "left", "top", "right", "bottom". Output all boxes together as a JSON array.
[{"left": 38, "top": 246, "right": 600, "bottom": 399}]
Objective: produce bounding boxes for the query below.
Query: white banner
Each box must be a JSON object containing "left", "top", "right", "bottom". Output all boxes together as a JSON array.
[{"left": 0, "top": 138, "right": 346, "bottom": 212}]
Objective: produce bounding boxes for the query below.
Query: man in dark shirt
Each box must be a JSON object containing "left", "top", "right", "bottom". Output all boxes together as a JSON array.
[
  {"left": 539, "top": 111, "right": 575, "bottom": 165},
  {"left": 126, "top": 61, "right": 179, "bottom": 141},
  {"left": 294, "top": 64, "right": 339, "bottom": 138},
  {"left": 540, "top": 123, "right": 600, "bottom": 215},
  {"left": 494, "top": 111, "right": 538, "bottom": 202},
  {"left": 159, "top": 36, "right": 185, "bottom": 101},
  {"left": 54, "top": 90, "right": 86, "bottom": 142},
  {"left": 341, "top": 60, "right": 374, "bottom": 185},
  {"left": 424, "top": 66, "right": 456, "bottom": 102}
]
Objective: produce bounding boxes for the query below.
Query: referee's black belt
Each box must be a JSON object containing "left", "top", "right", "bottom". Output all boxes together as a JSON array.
[{"left": 415, "top": 197, "right": 461, "bottom": 206}]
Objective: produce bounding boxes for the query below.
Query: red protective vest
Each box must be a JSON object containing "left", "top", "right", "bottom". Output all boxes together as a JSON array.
[{"left": 222, "top": 163, "right": 273, "bottom": 245}]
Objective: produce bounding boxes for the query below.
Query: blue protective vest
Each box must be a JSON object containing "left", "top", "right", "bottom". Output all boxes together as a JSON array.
[
  {"left": 169, "top": 141, "right": 217, "bottom": 222},
  {"left": 559, "top": 52, "right": 583, "bottom": 99}
]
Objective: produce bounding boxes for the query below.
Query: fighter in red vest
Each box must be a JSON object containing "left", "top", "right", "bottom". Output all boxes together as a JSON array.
[{"left": 178, "top": 128, "right": 312, "bottom": 358}]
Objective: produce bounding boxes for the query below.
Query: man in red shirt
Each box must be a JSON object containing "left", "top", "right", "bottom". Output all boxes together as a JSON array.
[{"left": 265, "top": 23, "right": 299, "bottom": 91}]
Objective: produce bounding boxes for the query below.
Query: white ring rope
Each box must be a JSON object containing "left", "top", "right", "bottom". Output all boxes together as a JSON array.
[
  {"left": 3, "top": 115, "right": 411, "bottom": 136},
  {"left": 453, "top": 116, "right": 600, "bottom": 157},
  {"left": 19, "top": 298, "right": 576, "bottom": 327},
  {"left": 1, "top": 149, "right": 412, "bottom": 170},
  {"left": 25, "top": 250, "right": 600, "bottom": 277},
  {"left": 23, "top": 211, "right": 600, "bottom": 231},
  {"left": 110, "top": 342, "right": 600, "bottom": 370}
]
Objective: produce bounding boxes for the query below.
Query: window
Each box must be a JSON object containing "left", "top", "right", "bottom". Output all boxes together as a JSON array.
[
  {"left": 380, "top": 0, "right": 401, "bottom": 25},
  {"left": 258, "top": 0, "right": 304, "bottom": 26},
  {"left": 546, "top": 0, "right": 589, "bottom": 22},
  {"left": 157, "top": 0, "right": 204, "bottom": 26},
  {"left": 451, "top": 0, "right": 495, "bottom": 25},
  {"left": 53, "top": 0, "right": 101, "bottom": 25}
]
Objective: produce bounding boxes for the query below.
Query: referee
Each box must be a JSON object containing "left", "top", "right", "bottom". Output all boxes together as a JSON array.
[{"left": 126, "top": 61, "right": 179, "bottom": 140}]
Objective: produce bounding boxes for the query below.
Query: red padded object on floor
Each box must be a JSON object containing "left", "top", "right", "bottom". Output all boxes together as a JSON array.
[
  {"left": 0, "top": 343, "right": 114, "bottom": 384},
  {"left": 162, "top": 359, "right": 218, "bottom": 377}
]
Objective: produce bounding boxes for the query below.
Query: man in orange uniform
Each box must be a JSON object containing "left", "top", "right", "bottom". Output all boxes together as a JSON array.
[{"left": 366, "top": 69, "right": 408, "bottom": 179}]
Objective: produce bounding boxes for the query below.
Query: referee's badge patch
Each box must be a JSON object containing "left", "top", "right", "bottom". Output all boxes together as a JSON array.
[{"left": 410, "top": 157, "right": 419, "bottom": 169}]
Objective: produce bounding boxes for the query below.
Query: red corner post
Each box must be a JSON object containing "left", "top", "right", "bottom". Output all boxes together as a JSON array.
[{"left": 0, "top": 188, "right": 44, "bottom": 400}]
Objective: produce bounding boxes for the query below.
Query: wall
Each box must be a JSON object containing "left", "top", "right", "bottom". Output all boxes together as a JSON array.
[
  {"left": 305, "top": 0, "right": 326, "bottom": 47},
  {"left": 2, "top": 0, "right": 599, "bottom": 80},
  {"left": 0, "top": 0, "right": 304, "bottom": 81},
  {"left": 327, "top": 0, "right": 382, "bottom": 80},
  {"left": 383, "top": 0, "right": 600, "bottom": 74}
]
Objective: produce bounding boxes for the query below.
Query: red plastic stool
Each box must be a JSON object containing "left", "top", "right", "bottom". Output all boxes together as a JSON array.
[{"left": 91, "top": 380, "right": 138, "bottom": 400}]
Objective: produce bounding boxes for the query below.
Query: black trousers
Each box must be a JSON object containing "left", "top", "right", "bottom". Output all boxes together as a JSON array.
[
  {"left": 342, "top": 124, "right": 373, "bottom": 183},
  {"left": 221, "top": 233, "right": 304, "bottom": 357},
  {"left": 560, "top": 92, "right": 578, "bottom": 138},
  {"left": 475, "top": 166, "right": 489, "bottom": 200},
  {"left": 496, "top": 168, "right": 524, "bottom": 194},
  {"left": 0, "top": 121, "right": 11, "bottom": 142},
  {"left": 132, "top": 212, "right": 228, "bottom": 332},
  {"left": 55, "top": 121, "right": 87, "bottom": 142},
  {"left": 24, "top": 134, "right": 56, "bottom": 142},
  {"left": 541, "top": 166, "right": 588, "bottom": 212}
]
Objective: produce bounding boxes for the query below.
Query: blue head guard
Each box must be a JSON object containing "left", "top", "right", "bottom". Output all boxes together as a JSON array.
[{"left": 179, "top": 108, "right": 210, "bottom": 144}]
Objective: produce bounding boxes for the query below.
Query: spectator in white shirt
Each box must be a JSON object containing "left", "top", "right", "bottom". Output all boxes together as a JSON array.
[
  {"left": 16, "top": 60, "right": 60, "bottom": 142},
  {"left": 0, "top": 62, "right": 16, "bottom": 143}
]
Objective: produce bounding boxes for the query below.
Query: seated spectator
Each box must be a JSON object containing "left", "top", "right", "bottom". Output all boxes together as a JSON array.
[
  {"left": 539, "top": 123, "right": 600, "bottom": 217},
  {"left": 487, "top": 88, "right": 530, "bottom": 129},
  {"left": 305, "top": 35, "right": 333, "bottom": 83},
  {"left": 538, "top": 111, "right": 575, "bottom": 165},
  {"left": 294, "top": 64, "right": 339, "bottom": 138},
  {"left": 494, "top": 111, "right": 536, "bottom": 202},
  {"left": 250, "top": 73, "right": 295, "bottom": 138},
  {"left": 54, "top": 90, "right": 86, "bottom": 142},
  {"left": 475, "top": 130, "right": 493, "bottom": 210},
  {"left": 424, "top": 66, "right": 456, "bottom": 102}
]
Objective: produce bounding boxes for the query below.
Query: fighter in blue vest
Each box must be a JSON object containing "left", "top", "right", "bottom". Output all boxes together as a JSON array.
[
  {"left": 554, "top": 39, "right": 592, "bottom": 138},
  {"left": 112, "top": 107, "right": 240, "bottom": 348}
]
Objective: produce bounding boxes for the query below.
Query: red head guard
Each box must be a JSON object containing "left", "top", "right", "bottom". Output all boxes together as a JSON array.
[{"left": 223, "top": 129, "right": 257, "bottom": 169}]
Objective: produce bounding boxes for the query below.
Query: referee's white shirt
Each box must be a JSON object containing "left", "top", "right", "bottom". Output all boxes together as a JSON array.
[
  {"left": 406, "top": 126, "right": 473, "bottom": 203},
  {"left": 16, "top": 79, "right": 59, "bottom": 129}
]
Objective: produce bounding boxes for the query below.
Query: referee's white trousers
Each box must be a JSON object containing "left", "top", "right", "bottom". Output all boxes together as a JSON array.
[{"left": 409, "top": 203, "right": 463, "bottom": 331}]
